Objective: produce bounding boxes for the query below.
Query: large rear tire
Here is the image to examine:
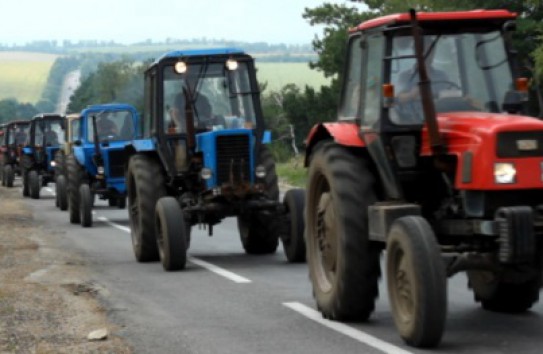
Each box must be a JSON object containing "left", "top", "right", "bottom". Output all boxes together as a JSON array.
[
  {"left": 237, "top": 146, "right": 280, "bottom": 255},
  {"left": 386, "top": 216, "right": 447, "bottom": 348},
  {"left": 306, "top": 141, "right": 381, "bottom": 321},
  {"left": 155, "top": 197, "right": 187, "bottom": 271},
  {"left": 56, "top": 175, "right": 68, "bottom": 211},
  {"left": 79, "top": 183, "right": 93, "bottom": 227},
  {"left": 67, "top": 155, "right": 83, "bottom": 224},
  {"left": 22, "top": 169, "right": 29, "bottom": 197},
  {"left": 281, "top": 188, "right": 306, "bottom": 263},
  {"left": 29, "top": 170, "right": 40, "bottom": 199},
  {"left": 127, "top": 154, "right": 166, "bottom": 262}
]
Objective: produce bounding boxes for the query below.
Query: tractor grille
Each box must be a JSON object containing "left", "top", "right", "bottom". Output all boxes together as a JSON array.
[
  {"left": 216, "top": 134, "right": 251, "bottom": 185},
  {"left": 107, "top": 150, "right": 128, "bottom": 178},
  {"left": 497, "top": 131, "right": 543, "bottom": 158}
]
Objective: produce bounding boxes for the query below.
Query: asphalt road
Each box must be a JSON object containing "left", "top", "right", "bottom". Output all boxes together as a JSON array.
[{"left": 19, "top": 183, "right": 543, "bottom": 354}]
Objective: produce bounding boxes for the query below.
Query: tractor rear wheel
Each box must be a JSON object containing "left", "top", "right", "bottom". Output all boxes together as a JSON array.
[
  {"left": 79, "top": 184, "right": 93, "bottom": 227},
  {"left": 281, "top": 188, "right": 306, "bottom": 263},
  {"left": 470, "top": 267, "right": 542, "bottom": 313},
  {"left": 155, "top": 197, "right": 187, "bottom": 271},
  {"left": 67, "top": 155, "right": 83, "bottom": 224},
  {"left": 5, "top": 165, "right": 14, "bottom": 188},
  {"left": 54, "top": 150, "right": 66, "bottom": 178},
  {"left": 306, "top": 141, "right": 381, "bottom": 321},
  {"left": 108, "top": 198, "right": 116, "bottom": 207},
  {"left": 386, "top": 216, "right": 447, "bottom": 348},
  {"left": 237, "top": 146, "right": 280, "bottom": 255},
  {"left": 127, "top": 154, "right": 166, "bottom": 262},
  {"left": 22, "top": 169, "right": 29, "bottom": 197},
  {"left": 56, "top": 175, "right": 68, "bottom": 211},
  {"left": 29, "top": 170, "right": 40, "bottom": 199}
]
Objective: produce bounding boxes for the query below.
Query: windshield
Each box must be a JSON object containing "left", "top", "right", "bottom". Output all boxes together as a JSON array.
[
  {"left": 33, "top": 119, "right": 65, "bottom": 146},
  {"left": 162, "top": 61, "right": 257, "bottom": 134},
  {"left": 8, "top": 123, "right": 30, "bottom": 145},
  {"left": 87, "top": 110, "right": 135, "bottom": 142},
  {"left": 389, "top": 30, "right": 513, "bottom": 125}
]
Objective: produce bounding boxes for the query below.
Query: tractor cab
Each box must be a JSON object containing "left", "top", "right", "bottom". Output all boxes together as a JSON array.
[
  {"left": 28, "top": 114, "right": 65, "bottom": 170},
  {"left": 142, "top": 48, "right": 266, "bottom": 186},
  {"left": 1, "top": 120, "right": 30, "bottom": 187}
]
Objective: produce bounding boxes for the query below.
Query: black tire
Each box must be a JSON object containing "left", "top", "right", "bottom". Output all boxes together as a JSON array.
[
  {"left": 54, "top": 150, "right": 66, "bottom": 178},
  {"left": 29, "top": 170, "right": 40, "bottom": 199},
  {"left": 386, "top": 216, "right": 447, "bottom": 348},
  {"left": 281, "top": 188, "right": 306, "bottom": 263},
  {"left": 306, "top": 141, "right": 381, "bottom": 321},
  {"left": 237, "top": 146, "right": 280, "bottom": 254},
  {"left": 5, "top": 165, "right": 14, "bottom": 188},
  {"left": 79, "top": 183, "right": 93, "bottom": 227},
  {"left": 56, "top": 175, "right": 68, "bottom": 211},
  {"left": 117, "top": 196, "right": 127, "bottom": 209},
  {"left": 471, "top": 269, "right": 542, "bottom": 313},
  {"left": 108, "top": 198, "right": 116, "bottom": 207},
  {"left": 67, "top": 155, "right": 83, "bottom": 224},
  {"left": 127, "top": 154, "right": 166, "bottom": 262},
  {"left": 155, "top": 197, "right": 187, "bottom": 271},
  {"left": 22, "top": 169, "right": 29, "bottom": 197}
]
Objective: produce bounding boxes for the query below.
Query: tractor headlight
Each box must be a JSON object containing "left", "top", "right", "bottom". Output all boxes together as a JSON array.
[
  {"left": 255, "top": 165, "right": 266, "bottom": 178},
  {"left": 225, "top": 59, "right": 238, "bottom": 71},
  {"left": 97, "top": 166, "right": 105, "bottom": 175},
  {"left": 494, "top": 162, "right": 516, "bottom": 184},
  {"left": 201, "top": 168, "right": 212, "bottom": 180},
  {"left": 174, "top": 61, "right": 187, "bottom": 74},
  {"left": 50, "top": 161, "right": 56, "bottom": 167}
]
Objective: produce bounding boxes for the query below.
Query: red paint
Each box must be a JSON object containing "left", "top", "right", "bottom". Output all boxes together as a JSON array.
[
  {"left": 354, "top": 10, "right": 517, "bottom": 32},
  {"left": 305, "top": 122, "right": 364, "bottom": 148},
  {"left": 420, "top": 112, "right": 543, "bottom": 190}
]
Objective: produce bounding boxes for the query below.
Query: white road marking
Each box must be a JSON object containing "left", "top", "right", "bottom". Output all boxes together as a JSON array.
[
  {"left": 283, "top": 302, "right": 413, "bottom": 354},
  {"left": 97, "top": 216, "right": 131, "bottom": 233},
  {"left": 96, "top": 215, "right": 252, "bottom": 284},
  {"left": 188, "top": 257, "right": 252, "bottom": 284},
  {"left": 44, "top": 187, "right": 55, "bottom": 195}
]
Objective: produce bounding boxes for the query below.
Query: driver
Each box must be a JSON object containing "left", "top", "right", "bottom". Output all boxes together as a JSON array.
[
  {"left": 396, "top": 40, "right": 450, "bottom": 103},
  {"left": 97, "top": 116, "right": 118, "bottom": 137}
]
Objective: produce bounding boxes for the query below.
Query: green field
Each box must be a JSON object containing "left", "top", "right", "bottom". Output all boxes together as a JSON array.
[
  {"left": 0, "top": 52, "right": 57, "bottom": 103},
  {"left": 256, "top": 62, "right": 330, "bottom": 92}
]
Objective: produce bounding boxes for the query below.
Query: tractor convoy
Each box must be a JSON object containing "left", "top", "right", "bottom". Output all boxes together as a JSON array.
[{"left": 2, "top": 8, "right": 543, "bottom": 349}]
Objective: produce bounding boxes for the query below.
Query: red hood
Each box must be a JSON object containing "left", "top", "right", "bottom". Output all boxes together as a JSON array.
[
  {"left": 422, "top": 112, "right": 543, "bottom": 190},
  {"left": 422, "top": 112, "right": 543, "bottom": 156}
]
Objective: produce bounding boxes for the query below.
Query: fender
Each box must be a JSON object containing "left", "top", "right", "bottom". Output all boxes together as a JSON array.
[
  {"left": 304, "top": 122, "right": 364, "bottom": 166},
  {"left": 73, "top": 146, "right": 86, "bottom": 166}
]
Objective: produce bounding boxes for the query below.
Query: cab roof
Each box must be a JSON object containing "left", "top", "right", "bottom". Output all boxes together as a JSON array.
[
  {"left": 154, "top": 47, "right": 246, "bottom": 65},
  {"left": 82, "top": 103, "right": 138, "bottom": 114},
  {"left": 354, "top": 9, "right": 517, "bottom": 32}
]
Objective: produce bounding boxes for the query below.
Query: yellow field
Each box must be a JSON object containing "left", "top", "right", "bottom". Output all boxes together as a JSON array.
[
  {"left": 0, "top": 52, "right": 58, "bottom": 103},
  {"left": 255, "top": 62, "right": 331, "bottom": 92}
]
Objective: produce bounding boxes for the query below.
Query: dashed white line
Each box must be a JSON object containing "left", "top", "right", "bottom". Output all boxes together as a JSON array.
[
  {"left": 187, "top": 257, "right": 251, "bottom": 284},
  {"left": 96, "top": 215, "right": 251, "bottom": 284},
  {"left": 283, "top": 302, "right": 412, "bottom": 354}
]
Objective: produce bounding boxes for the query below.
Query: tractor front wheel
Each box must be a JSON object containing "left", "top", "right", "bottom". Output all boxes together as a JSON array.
[
  {"left": 67, "top": 155, "right": 83, "bottom": 224},
  {"left": 306, "top": 141, "right": 381, "bottom": 321},
  {"left": 79, "top": 184, "right": 93, "bottom": 227},
  {"left": 386, "top": 216, "right": 447, "bottom": 348},
  {"left": 127, "top": 154, "right": 166, "bottom": 262},
  {"left": 155, "top": 197, "right": 187, "bottom": 271},
  {"left": 56, "top": 175, "right": 68, "bottom": 211},
  {"left": 29, "top": 170, "right": 40, "bottom": 199},
  {"left": 4, "top": 165, "right": 14, "bottom": 188},
  {"left": 281, "top": 188, "right": 306, "bottom": 263}
]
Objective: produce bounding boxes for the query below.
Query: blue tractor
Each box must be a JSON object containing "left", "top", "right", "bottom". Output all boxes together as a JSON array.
[
  {"left": 126, "top": 48, "right": 306, "bottom": 271},
  {"left": 66, "top": 103, "right": 138, "bottom": 227},
  {"left": 20, "top": 114, "right": 65, "bottom": 199}
]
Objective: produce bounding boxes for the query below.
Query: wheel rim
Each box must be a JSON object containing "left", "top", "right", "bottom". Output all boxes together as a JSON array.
[
  {"left": 312, "top": 172, "right": 337, "bottom": 293},
  {"left": 390, "top": 243, "right": 415, "bottom": 324}
]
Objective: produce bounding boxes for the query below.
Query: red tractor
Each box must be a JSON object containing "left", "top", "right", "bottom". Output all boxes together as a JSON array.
[{"left": 304, "top": 9, "right": 542, "bottom": 348}]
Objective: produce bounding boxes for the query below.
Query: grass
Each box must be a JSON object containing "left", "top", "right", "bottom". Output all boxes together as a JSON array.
[
  {"left": 0, "top": 52, "right": 58, "bottom": 103},
  {"left": 256, "top": 62, "right": 330, "bottom": 92},
  {"left": 276, "top": 155, "right": 307, "bottom": 188}
]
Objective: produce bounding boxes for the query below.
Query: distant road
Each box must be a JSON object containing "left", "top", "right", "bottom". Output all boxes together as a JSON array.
[{"left": 56, "top": 70, "right": 81, "bottom": 114}]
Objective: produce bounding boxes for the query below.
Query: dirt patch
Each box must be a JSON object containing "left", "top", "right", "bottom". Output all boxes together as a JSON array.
[{"left": 0, "top": 187, "right": 132, "bottom": 353}]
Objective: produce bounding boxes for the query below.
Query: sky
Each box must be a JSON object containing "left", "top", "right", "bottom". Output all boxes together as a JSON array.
[{"left": 0, "top": 0, "right": 367, "bottom": 46}]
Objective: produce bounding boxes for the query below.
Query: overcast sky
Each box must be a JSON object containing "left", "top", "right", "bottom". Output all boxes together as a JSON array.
[{"left": 0, "top": 0, "right": 367, "bottom": 46}]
